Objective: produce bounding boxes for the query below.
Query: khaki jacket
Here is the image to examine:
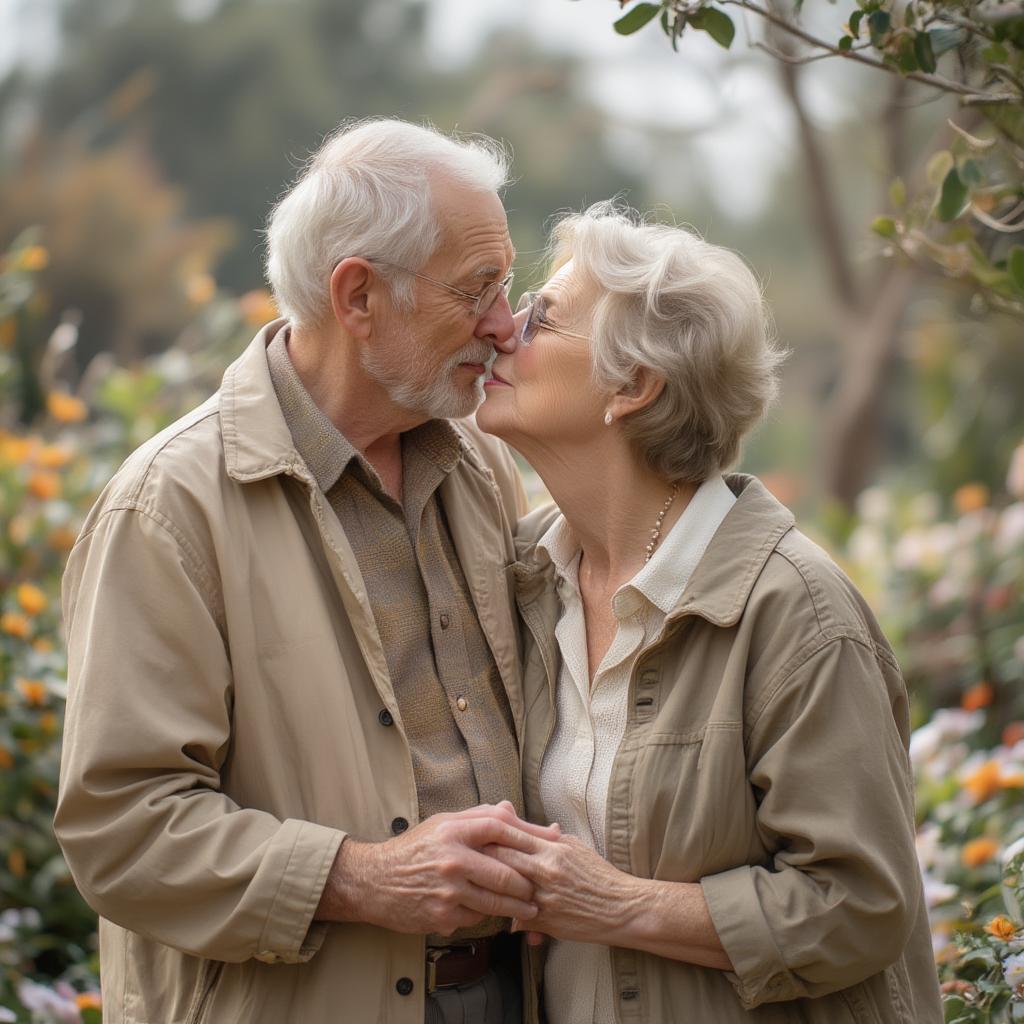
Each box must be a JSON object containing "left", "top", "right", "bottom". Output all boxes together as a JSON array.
[
  {"left": 54, "top": 322, "right": 528, "bottom": 1024},
  {"left": 514, "top": 475, "right": 943, "bottom": 1024}
]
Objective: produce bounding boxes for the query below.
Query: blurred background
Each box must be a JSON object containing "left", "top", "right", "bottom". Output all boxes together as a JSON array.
[{"left": 1, "top": 0, "right": 1023, "bottom": 1020}]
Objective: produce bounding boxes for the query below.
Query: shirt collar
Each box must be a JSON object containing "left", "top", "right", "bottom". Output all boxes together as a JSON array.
[
  {"left": 620, "top": 474, "right": 737, "bottom": 616},
  {"left": 535, "top": 475, "right": 737, "bottom": 619},
  {"left": 265, "top": 324, "right": 464, "bottom": 495}
]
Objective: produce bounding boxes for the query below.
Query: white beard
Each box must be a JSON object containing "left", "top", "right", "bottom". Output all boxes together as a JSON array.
[{"left": 362, "top": 339, "right": 491, "bottom": 419}]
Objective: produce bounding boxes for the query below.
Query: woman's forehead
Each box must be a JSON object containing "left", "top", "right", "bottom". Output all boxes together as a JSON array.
[{"left": 542, "top": 261, "right": 577, "bottom": 307}]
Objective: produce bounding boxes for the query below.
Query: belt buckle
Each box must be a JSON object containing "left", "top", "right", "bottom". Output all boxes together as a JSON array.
[{"left": 425, "top": 942, "right": 478, "bottom": 995}]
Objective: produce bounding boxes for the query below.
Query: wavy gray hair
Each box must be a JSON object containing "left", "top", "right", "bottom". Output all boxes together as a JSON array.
[
  {"left": 551, "top": 202, "right": 785, "bottom": 483},
  {"left": 265, "top": 118, "right": 511, "bottom": 328}
]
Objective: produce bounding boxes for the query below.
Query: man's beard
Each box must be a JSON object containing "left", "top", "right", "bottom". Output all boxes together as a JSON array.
[{"left": 362, "top": 339, "right": 493, "bottom": 420}]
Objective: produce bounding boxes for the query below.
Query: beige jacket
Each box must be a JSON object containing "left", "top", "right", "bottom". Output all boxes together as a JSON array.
[
  {"left": 514, "top": 475, "right": 943, "bottom": 1024},
  {"left": 54, "top": 322, "right": 528, "bottom": 1024}
]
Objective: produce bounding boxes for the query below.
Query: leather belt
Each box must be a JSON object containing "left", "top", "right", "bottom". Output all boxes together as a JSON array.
[{"left": 425, "top": 937, "right": 496, "bottom": 994}]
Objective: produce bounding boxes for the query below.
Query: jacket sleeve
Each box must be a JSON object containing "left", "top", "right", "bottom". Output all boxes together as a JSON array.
[
  {"left": 700, "top": 635, "right": 921, "bottom": 1008},
  {"left": 54, "top": 505, "right": 345, "bottom": 964}
]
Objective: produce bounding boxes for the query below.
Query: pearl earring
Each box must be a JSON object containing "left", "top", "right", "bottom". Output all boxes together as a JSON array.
[{"left": 604, "top": 410, "right": 614, "bottom": 426}]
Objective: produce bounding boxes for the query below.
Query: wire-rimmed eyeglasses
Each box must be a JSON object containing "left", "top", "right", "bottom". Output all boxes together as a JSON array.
[
  {"left": 515, "top": 291, "right": 589, "bottom": 346},
  {"left": 371, "top": 259, "right": 514, "bottom": 318}
]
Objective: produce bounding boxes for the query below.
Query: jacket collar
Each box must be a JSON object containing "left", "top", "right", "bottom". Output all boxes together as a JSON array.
[
  {"left": 515, "top": 474, "right": 795, "bottom": 629},
  {"left": 670, "top": 473, "right": 795, "bottom": 627},
  {"left": 220, "top": 320, "right": 310, "bottom": 484}
]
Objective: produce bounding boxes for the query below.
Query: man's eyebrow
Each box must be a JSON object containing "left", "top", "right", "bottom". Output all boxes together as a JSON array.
[{"left": 467, "top": 249, "right": 516, "bottom": 282}]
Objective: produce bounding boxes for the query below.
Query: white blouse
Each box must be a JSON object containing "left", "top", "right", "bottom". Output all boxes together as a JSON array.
[{"left": 536, "top": 475, "right": 737, "bottom": 1024}]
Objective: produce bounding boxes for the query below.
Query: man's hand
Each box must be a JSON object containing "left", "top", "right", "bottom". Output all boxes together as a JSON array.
[{"left": 316, "top": 801, "right": 560, "bottom": 936}]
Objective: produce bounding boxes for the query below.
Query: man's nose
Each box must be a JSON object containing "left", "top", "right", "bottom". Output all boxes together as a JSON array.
[{"left": 477, "top": 292, "right": 517, "bottom": 353}]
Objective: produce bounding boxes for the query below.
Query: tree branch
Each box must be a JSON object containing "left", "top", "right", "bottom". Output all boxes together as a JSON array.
[{"left": 714, "top": 0, "right": 1019, "bottom": 102}]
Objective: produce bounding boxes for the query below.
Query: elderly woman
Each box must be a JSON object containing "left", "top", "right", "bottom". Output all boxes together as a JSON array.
[{"left": 475, "top": 203, "right": 942, "bottom": 1024}]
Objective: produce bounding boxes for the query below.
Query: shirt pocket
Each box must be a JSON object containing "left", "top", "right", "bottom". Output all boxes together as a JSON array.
[{"left": 627, "top": 721, "right": 751, "bottom": 880}]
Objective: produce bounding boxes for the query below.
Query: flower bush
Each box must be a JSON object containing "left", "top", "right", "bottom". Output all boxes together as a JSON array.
[
  {"left": 1, "top": 231, "right": 1023, "bottom": 1020},
  {"left": 0, "top": 235, "right": 271, "bottom": 1022}
]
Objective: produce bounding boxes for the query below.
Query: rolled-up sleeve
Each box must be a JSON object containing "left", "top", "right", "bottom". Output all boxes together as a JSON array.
[
  {"left": 700, "top": 635, "right": 920, "bottom": 1008},
  {"left": 54, "top": 505, "right": 345, "bottom": 964}
]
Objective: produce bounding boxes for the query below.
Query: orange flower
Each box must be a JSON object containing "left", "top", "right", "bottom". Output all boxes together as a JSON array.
[
  {"left": 46, "top": 391, "right": 88, "bottom": 423},
  {"left": 239, "top": 289, "right": 279, "bottom": 326},
  {"left": 962, "top": 837, "right": 1000, "bottom": 867},
  {"left": 8, "top": 514, "right": 32, "bottom": 546},
  {"left": 961, "top": 681, "right": 994, "bottom": 712},
  {"left": 75, "top": 993, "right": 102, "bottom": 1011},
  {"left": 1004, "top": 722, "right": 1024, "bottom": 748},
  {"left": 984, "top": 915, "right": 1018, "bottom": 940},
  {"left": 47, "top": 526, "right": 78, "bottom": 551},
  {"left": 14, "top": 245, "right": 50, "bottom": 272},
  {"left": 7, "top": 848, "right": 26, "bottom": 878},
  {"left": 0, "top": 434, "right": 36, "bottom": 465},
  {"left": 0, "top": 746, "right": 12, "bottom": 770},
  {"left": 0, "top": 318, "right": 14, "bottom": 350},
  {"left": 32, "top": 637, "right": 54, "bottom": 654},
  {"left": 16, "top": 582, "right": 47, "bottom": 616},
  {"left": 0, "top": 612, "right": 30, "bottom": 638},
  {"left": 964, "top": 761, "right": 1003, "bottom": 802},
  {"left": 953, "top": 483, "right": 989, "bottom": 515},
  {"left": 27, "top": 471, "right": 61, "bottom": 500},
  {"left": 15, "top": 678, "right": 48, "bottom": 706},
  {"left": 1001, "top": 772, "right": 1024, "bottom": 789},
  {"left": 35, "top": 443, "right": 73, "bottom": 469},
  {"left": 39, "top": 711, "right": 58, "bottom": 735},
  {"left": 186, "top": 273, "right": 217, "bottom": 306}
]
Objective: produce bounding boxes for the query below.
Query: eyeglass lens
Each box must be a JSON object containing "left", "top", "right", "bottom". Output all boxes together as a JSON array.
[
  {"left": 474, "top": 273, "right": 515, "bottom": 317},
  {"left": 515, "top": 291, "right": 541, "bottom": 345}
]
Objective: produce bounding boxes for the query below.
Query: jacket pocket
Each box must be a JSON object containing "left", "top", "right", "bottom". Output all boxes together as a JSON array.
[{"left": 185, "top": 959, "right": 225, "bottom": 1024}]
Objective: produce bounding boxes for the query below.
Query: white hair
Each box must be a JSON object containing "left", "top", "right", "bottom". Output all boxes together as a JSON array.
[
  {"left": 551, "top": 201, "right": 785, "bottom": 483},
  {"left": 265, "top": 118, "right": 511, "bottom": 328}
]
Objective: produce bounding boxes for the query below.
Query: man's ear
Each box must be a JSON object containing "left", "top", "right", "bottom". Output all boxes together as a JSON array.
[
  {"left": 607, "top": 366, "right": 665, "bottom": 421},
  {"left": 329, "top": 258, "right": 375, "bottom": 337}
]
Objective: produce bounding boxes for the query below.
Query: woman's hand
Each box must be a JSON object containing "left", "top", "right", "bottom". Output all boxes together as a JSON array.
[
  {"left": 486, "top": 830, "right": 733, "bottom": 970},
  {"left": 486, "top": 832, "right": 647, "bottom": 944}
]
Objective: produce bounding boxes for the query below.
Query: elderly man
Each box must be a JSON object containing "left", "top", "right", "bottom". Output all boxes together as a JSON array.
[{"left": 54, "top": 119, "right": 551, "bottom": 1024}]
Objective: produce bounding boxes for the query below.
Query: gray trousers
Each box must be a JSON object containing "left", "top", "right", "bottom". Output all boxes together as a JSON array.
[{"left": 424, "top": 944, "right": 523, "bottom": 1024}]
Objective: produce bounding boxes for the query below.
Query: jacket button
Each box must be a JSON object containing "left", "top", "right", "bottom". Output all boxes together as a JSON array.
[
  {"left": 439, "top": 612, "right": 451, "bottom": 630},
  {"left": 456, "top": 696, "right": 468, "bottom": 712},
  {"left": 621, "top": 989, "right": 639, "bottom": 1001},
  {"left": 391, "top": 817, "right": 409, "bottom": 835},
  {"left": 378, "top": 708, "right": 394, "bottom": 727},
  {"left": 396, "top": 977, "right": 414, "bottom": 996}
]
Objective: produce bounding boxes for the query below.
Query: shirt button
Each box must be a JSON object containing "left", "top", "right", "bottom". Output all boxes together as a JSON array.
[
  {"left": 391, "top": 817, "right": 409, "bottom": 835},
  {"left": 456, "top": 696, "right": 468, "bottom": 712},
  {"left": 378, "top": 708, "right": 394, "bottom": 727},
  {"left": 395, "top": 977, "right": 414, "bottom": 996},
  {"left": 439, "top": 612, "right": 451, "bottom": 630}
]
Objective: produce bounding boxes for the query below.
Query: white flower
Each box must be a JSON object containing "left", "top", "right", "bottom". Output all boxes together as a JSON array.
[
  {"left": 1007, "top": 443, "right": 1024, "bottom": 500},
  {"left": 922, "top": 872, "right": 958, "bottom": 908},
  {"left": 857, "top": 487, "right": 891, "bottom": 525},
  {"left": 997, "top": 503, "right": 1024, "bottom": 554},
  {"left": 16, "top": 980, "right": 81, "bottom": 1024},
  {"left": 1004, "top": 951, "right": 1024, "bottom": 989},
  {"left": 910, "top": 709, "right": 984, "bottom": 767},
  {"left": 0, "top": 1007, "right": 17, "bottom": 1023},
  {"left": 1004, "top": 835, "right": 1024, "bottom": 867}
]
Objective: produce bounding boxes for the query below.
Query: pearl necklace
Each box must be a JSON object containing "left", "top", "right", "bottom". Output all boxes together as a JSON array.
[{"left": 645, "top": 483, "right": 680, "bottom": 562}]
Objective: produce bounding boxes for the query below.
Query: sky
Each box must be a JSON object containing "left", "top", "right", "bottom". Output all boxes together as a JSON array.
[
  {"left": 0, "top": 0, "right": 868, "bottom": 219},
  {"left": 422, "top": 0, "right": 862, "bottom": 218}
]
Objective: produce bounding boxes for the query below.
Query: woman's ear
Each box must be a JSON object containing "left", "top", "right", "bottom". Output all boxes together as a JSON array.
[
  {"left": 329, "top": 258, "right": 375, "bottom": 337},
  {"left": 607, "top": 367, "right": 665, "bottom": 421}
]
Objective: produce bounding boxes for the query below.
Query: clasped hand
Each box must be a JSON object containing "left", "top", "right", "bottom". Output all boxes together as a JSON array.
[
  {"left": 484, "top": 831, "right": 645, "bottom": 946},
  {"left": 325, "top": 801, "right": 563, "bottom": 936}
]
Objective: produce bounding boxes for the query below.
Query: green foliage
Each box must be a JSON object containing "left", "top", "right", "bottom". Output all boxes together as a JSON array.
[{"left": 601, "top": 0, "right": 1024, "bottom": 317}]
